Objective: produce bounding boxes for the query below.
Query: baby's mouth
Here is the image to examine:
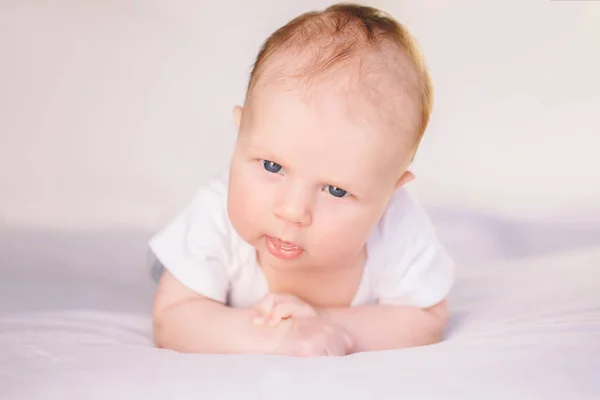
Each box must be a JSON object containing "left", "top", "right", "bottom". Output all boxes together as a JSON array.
[
  {"left": 264, "top": 235, "right": 304, "bottom": 260},
  {"left": 275, "top": 238, "right": 298, "bottom": 249}
]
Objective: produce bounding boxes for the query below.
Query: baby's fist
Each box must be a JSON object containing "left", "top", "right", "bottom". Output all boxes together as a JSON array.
[
  {"left": 273, "top": 317, "right": 354, "bottom": 357},
  {"left": 253, "top": 293, "right": 319, "bottom": 326}
]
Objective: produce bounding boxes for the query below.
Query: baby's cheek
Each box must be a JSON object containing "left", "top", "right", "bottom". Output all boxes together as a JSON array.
[
  {"left": 312, "top": 217, "right": 369, "bottom": 259},
  {"left": 228, "top": 187, "right": 257, "bottom": 233},
  {"left": 232, "top": 180, "right": 273, "bottom": 234}
]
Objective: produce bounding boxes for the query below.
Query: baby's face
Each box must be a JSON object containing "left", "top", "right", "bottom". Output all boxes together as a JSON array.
[{"left": 227, "top": 81, "right": 417, "bottom": 272}]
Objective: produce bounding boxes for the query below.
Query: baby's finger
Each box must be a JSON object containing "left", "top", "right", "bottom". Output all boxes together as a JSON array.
[
  {"left": 269, "top": 301, "right": 319, "bottom": 325},
  {"left": 266, "top": 303, "right": 302, "bottom": 325},
  {"left": 325, "top": 329, "right": 355, "bottom": 356},
  {"left": 342, "top": 331, "right": 355, "bottom": 354},
  {"left": 252, "top": 294, "right": 277, "bottom": 325},
  {"left": 324, "top": 336, "right": 346, "bottom": 357}
]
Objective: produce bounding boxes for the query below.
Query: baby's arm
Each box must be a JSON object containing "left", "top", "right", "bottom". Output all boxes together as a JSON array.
[
  {"left": 321, "top": 300, "right": 449, "bottom": 353},
  {"left": 153, "top": 270, "right": 283, "bottom": 354},
  {"left": 255, "top": 293, "right": 448, "bottom": 354}
]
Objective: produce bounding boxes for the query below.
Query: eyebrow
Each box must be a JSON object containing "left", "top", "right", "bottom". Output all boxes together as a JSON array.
[{"left": 244, "top": 143, "right": 280, "bottom": 161}]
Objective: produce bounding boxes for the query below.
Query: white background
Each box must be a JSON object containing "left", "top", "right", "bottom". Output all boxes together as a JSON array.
[{"left": 1, "top": 0, "right": 599, "bottom": 234}]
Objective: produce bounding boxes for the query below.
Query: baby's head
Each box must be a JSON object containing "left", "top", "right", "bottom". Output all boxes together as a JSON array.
[{"left": 227, "top": 3, "right": 433, "bottom": 271}]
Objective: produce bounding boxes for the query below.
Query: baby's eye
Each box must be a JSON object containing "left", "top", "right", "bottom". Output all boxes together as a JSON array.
[
  {"left": 261, "top": 160, "right": 283, "bottom": 174},
  {"left": 325, "top": 185, "right": 349, "bottom": 198}
]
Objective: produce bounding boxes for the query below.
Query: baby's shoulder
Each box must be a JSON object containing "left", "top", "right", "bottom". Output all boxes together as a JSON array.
[
  {"left": 366, "top": 187, "right": 437, "bottom": 259},
  {"left": 191, "top": 168, "right": 230, "bottom": 204},
  {"left": 363, "top": 188, "right": 454, "bottom": 308},
  {"left": 172, "top": 168, "right": 235, "bottom": 247},
  {"left": 374, "top": 187, "right": 433, "bottom": 236},
  {"left": 179, "top": 169, "right": 232, "bottom": 227}
]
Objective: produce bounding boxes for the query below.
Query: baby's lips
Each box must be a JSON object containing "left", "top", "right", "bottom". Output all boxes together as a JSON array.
[
  {"left": 273, "top": 238, "right": 300, "bottom": 249},
  {"left": 265, "top": 235, "right": 304, "bottom": 260}
]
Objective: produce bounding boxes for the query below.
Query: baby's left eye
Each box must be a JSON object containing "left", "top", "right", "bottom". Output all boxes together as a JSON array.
[
  {"left": 325, "top": 185, "right": 349, "bottom": 198},
  {"left": 261, "top": 160, "right": 283, "bottom": 174}
]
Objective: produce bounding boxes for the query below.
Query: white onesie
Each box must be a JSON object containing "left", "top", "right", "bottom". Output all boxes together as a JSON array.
[{"left": 149, "top": 169, "right": 454, "bottom": 309}]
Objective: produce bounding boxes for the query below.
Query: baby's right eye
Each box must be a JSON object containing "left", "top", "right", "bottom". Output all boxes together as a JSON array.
[{"left": 261, "top": 160, "right": 283, "bottom": 174}]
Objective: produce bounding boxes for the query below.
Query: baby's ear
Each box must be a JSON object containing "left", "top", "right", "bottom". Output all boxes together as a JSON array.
[
  {"left": 233, "top": 105, "right": 244, "bottom": 131},
  {"left": 395, "top": 170, "right": 415, "bottom": 189}
]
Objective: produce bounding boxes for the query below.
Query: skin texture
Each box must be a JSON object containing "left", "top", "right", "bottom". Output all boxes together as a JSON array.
[
  {"left": 153, "top": 56, "right": 448, "bottom": 357},
  {"left": 253, "top": 293, "right": 449, "bottom": 354}
]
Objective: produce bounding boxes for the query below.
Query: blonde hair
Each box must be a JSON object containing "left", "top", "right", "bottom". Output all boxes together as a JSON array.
[{"left": 245, "top": 3, "right": 434, "bottom": 150}]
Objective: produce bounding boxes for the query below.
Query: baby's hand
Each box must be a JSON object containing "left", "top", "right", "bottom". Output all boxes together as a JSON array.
[
  {"left": 253, "top": 293, "right": 355, "bottom": 356},
  {"left": 271, "top": 317, "right": 354, "bottom": 357},
  {"left": 253, "top": 293, "right": 319, "bottom": 326}
]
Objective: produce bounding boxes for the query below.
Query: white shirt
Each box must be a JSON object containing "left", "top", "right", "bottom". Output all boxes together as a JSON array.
[{"left": 149, "top": 169, "right": 454, "bottom": 309}]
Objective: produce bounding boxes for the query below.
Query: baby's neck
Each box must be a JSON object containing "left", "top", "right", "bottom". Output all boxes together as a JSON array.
[{"left": 259, "top": 249, "right": 366, "bottom": 308}]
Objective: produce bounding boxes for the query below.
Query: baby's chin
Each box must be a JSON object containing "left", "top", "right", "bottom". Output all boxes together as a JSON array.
[
  {"left": 255, "top": 246, "right": 305, "bottom": 270},
  {"left": 256, "top": 245, "right": 360, "bottom": 274}
]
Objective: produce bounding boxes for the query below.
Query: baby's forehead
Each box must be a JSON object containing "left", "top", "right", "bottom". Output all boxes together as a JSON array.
[{"left": 250, "top": 48, "right": 422, "bottom": 142}]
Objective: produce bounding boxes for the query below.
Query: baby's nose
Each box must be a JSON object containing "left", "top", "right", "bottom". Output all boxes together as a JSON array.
[
  {"left": 275, "top": 204, "right": 311, "bottom": 226},
  {"left": 274, "top": 187, "right": 313, "bottom": 226}
]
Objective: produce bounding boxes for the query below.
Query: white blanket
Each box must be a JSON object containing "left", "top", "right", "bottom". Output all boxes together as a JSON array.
[{"left": 1, "top": 232, "right": 599, "bottom": 399}]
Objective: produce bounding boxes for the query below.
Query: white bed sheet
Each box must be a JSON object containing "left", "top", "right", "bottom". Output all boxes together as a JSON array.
[{"left": 1, "top": 229, "right": 599, "bottom": 400}]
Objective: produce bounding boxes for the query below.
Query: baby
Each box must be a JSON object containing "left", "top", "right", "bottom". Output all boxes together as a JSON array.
[{"left": 150, "top": 3, "right": 454, "bottom": 357}]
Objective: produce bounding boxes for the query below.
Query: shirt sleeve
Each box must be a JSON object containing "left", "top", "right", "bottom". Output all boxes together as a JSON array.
[
  {"left": 148, "top": 183, "right": 231, "bottom": 303},
  {"left": 372, "top": 189, "right": 455, "bottom": 309}
]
